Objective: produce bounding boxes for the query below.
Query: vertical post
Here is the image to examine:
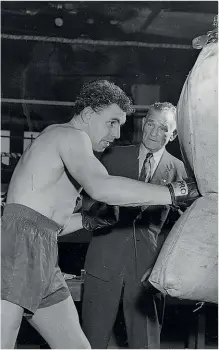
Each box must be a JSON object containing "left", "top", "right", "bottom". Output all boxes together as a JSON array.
[
  {"left": 196, "top": 309, "right": 206, "bottom": 349},
  {"left": 9, "top": 118, "right": 24, "bottom": 169},
  {"left": 131, "top": 84, "right": 160, "bottom": 144}
]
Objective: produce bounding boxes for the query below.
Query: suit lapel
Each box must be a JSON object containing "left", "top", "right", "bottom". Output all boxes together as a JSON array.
[
  {"left": 126, "top": 144, "right": 140, "bottom": 180},
  {"left": 150, "top": 150, "right": 172, "bottom": 185}
]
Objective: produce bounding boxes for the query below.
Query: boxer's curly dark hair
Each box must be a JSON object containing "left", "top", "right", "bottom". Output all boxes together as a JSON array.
[{"left": 74, "top": 80, "right": 134, "bottom": 115}]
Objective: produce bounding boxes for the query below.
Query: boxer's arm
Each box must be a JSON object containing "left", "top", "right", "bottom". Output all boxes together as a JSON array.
[
  {"left": 59, "top": 213, "right": 83, "bottom": 236},
  {"left": 59, "top": 129, "right": 172, "bottom": 207}
]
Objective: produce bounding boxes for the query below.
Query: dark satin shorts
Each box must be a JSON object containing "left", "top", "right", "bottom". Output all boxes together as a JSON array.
[{"left": 1, "top": 203, "right": 70, "bottom": 314}]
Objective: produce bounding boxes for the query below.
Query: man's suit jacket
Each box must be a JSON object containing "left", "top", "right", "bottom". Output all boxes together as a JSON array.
[{"left": 84, "top": 144, "right": 187, "bottom": 282}]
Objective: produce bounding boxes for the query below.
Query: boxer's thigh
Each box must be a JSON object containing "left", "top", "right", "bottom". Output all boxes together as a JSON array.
[
  {"left": 28, "top": 296, "right": 90, "bottom": 349},
  {"left": 1, "top": 299, "right": 24, "bottom": 349}
]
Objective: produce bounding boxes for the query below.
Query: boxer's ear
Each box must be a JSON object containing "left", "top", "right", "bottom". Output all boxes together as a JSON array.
[
  {"left": 169, "top": 128, "right": 177, "bottom": 142},
  {"left": 81, "top": 107, "right": 94, "bottom": 124}
]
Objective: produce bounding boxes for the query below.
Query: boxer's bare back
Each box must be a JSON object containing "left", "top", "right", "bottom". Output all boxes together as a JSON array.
[{"left": 7, "top": 124, "right": 82, "bottom": 225}]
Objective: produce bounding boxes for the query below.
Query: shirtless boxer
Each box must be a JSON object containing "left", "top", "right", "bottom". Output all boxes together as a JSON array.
[{"left": 1, "top": 80, "right": 199, "bottom": 349}]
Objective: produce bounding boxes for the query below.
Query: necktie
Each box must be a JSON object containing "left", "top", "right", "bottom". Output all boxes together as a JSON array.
[
  {"left": 134, "top": 152, "right": 153, "bottom": 276},
  {"left": 139, "top": 152, "right": 153, "bottom": 183}
]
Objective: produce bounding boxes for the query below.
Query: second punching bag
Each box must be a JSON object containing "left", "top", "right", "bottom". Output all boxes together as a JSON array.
[{"left": 149, "top": 20, "right": 218, "bottom": 303}]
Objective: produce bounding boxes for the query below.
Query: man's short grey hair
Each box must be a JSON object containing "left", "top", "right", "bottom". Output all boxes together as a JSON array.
[{"left": 147, "top": 102, "right": 176, "bottom": 118}]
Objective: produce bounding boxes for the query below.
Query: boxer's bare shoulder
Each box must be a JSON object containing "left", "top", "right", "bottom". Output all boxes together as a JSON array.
[
  {"left": 58, "top": 125, "right": 110, "bottom": 197},
  {"left": 39, "top": 123, "right": 93, "bottom": 159},
  {"left": 56, "top": 124, "right": 94, "bottom": 154}
]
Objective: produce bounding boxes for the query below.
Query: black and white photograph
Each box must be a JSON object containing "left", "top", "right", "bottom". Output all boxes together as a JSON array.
[{"left": 1, "top": 1, "right": 218, "bottom": 349}]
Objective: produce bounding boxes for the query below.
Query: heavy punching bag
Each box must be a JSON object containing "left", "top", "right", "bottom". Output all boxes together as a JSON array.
[{"left": 149, "top": 18, "right": 218, "bottom": 303}]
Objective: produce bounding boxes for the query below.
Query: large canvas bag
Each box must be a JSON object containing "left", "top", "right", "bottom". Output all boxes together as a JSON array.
[{"left": 149, "top": 41, "right": 218, "bottom": 303}]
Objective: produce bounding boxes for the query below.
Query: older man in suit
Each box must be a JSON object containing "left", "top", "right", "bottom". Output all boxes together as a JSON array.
[{"left": 82, "top": 102, "right": 187, "bottom": 349}]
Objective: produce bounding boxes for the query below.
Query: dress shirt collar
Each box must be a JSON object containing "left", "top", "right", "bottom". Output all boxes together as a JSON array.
[{"left": 138, "top": 143, "right": 165, "bottom": 166}]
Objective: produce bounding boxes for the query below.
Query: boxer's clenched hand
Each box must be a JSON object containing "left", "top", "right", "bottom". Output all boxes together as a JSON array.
[
  {"left": 82, "top": 193, "right": 119, "bottom": 231},
  {"left": 167, "top": 179, "right": 200, "bottom": 209}
]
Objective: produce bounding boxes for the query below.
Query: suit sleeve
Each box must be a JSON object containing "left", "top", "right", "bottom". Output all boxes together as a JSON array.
[{"left": 174, "top": 159, "right": 188, "bottom": 180}]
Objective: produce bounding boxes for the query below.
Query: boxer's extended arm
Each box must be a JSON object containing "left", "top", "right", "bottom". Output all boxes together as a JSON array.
[
  {"left": 81, "top": 177, "right": 200, "bottom": 231},
  {"left": 59, "top": 129, "right": 172, "bottom": 207}
]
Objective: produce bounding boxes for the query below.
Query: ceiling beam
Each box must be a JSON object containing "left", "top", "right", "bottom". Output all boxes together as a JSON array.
[
  {"left": 162, "top": 1, "right": 218, "bottom": 14},
  {"left": 141, "top": 4, "right": 163, "bottom": 32}
]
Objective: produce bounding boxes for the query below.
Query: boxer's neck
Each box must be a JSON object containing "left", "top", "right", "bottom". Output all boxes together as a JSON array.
[{"left": 68, "top": 115, "right": 87, "bottom": 132}]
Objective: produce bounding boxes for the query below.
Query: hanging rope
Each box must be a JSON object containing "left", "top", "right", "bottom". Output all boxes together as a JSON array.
[
  {"left": 1, "top": 97, "right": 76, "bottom": 106},
  {"left": 21, "top": 68, "right": 34, "bottom": 132},
  {"left": 1, "top": 33, "right": 192, "bottom": 50},
  {"left": 1, "top": 98, "right": 149, "bottom": 111}
]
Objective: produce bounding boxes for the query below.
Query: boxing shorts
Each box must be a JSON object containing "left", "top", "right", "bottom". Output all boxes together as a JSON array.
[{"left": 1, "top": 203, "right": 70, "bottom": 314}]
